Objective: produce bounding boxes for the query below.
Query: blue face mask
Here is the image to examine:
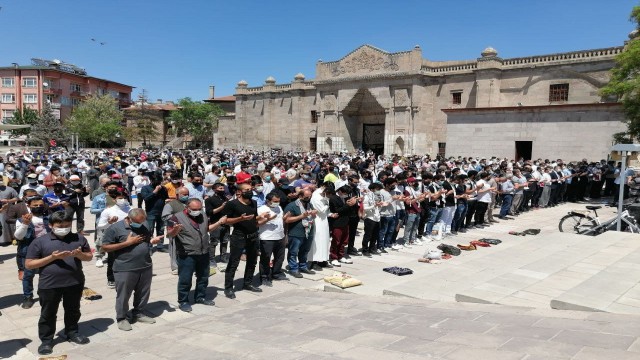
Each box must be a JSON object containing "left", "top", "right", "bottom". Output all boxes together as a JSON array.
[
  {"left": 265, "top": 176, "right": 271, "bottom": 182},
  {"left": 179, "top": 196, "right": 189, "bottom": 203},
  {"left": 130, "top": 222, "right": 143, "bottom": 229}
]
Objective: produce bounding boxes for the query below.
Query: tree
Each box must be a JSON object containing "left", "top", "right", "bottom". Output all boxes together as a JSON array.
[
  {"left": 6, "top": 105, "right": 38, "bottom": 138},
  {"left": 168, "top": 97, "right": 224, "bottom": 143},
  {"left": 124, "top": 107, "right": 162, "bottom": 146},
  {"left": 64, "top": 94, "right": 123, "bottom": 147},
  {"left": 601, "top": 6, "right": 640, "bottom": 140},
  {"left": 30, "top": 102, "right": 67, "bottom": 151}
]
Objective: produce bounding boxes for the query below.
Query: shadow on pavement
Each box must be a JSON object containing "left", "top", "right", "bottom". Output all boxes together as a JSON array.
[
  {"left": 0, "top": 252, "right": 16, "bottom": 262},
  {"left": 0, "top": 338, "right": 31, "bottom": 358},
  {"left": 145, "top": 300, "right": 176, "bottom": 317},
  {"left": 78, "top": 317, "right": 115, "bottom": 337},
  {"left": 0, "top": 293, "right": 24, "bottom": 310}
]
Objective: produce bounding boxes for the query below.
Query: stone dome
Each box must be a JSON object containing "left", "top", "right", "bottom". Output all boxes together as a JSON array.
[
  {"left": 294, "top": 73, "right": 305, "bottom": 81},
  {"left": 481, "top": 47, "right": 498, "bottom": 58},
  {"left": 630, "top": 29, "right": 639, "bottom": 39},
  {"left": 265, "top": 76, "right": 276, "bottom": 84},
  {"left": 237, "top": 80, "right": 248, "bottom": 87}
]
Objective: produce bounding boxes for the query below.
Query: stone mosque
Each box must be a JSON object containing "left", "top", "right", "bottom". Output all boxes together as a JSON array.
[{"left": 215, "top": 37, "right": 633, "bottom": 160}]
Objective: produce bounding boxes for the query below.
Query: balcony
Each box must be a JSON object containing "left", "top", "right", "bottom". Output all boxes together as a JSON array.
[
  {"left": 43, "top": 87, "right": 62, "bottom": 95},
  {"left": 119, "top": 97, "right": 133, "bottom": 106}
]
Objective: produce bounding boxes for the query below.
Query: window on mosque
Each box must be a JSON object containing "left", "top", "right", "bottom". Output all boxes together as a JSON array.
[
  {"left": 549, "top": 84, "right": 569, "bottom": 102},
  {"left": 451, "top": 92, "right": 462, "bottom": 105},
  {"left": 311, "top": 110, "right": 318, "bottom": 123}
]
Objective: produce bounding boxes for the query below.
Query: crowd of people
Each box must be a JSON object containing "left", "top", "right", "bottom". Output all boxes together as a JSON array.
[{"left": 0, "top": 147, "right": 634, "bottom": 355}]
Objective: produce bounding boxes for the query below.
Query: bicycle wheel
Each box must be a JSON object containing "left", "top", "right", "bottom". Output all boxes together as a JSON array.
[{"left": 558, "top": 214, "right": 598, "bottom": 235}]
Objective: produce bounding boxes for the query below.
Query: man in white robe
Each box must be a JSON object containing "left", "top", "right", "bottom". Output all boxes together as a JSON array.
[{"left": 309, "top": 185, "right": 330, "bottom": 269}]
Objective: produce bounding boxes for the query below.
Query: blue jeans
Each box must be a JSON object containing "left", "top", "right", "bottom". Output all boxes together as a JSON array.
[
  {"left": 452, "top": 202, "right": 467, "bottom": 232},
  {"left": 500, "top": 194, "right": 513, "bottom": 218},
  {"left": 379, "top": 216, "right": 396, "bottom": 249},
  {"left": 17, "top": 242, "right": 35, "bottom": 298},
  {"left": 176, "top": 254, "right": 209, "bottom": 303},
  {"left": 402, "top": 213, "right": 420, "bottom": 245},
  {"left": 426, "top": 207, "right": 443, "bottom": 236},
  {"left": 147, "top": 214, "right": 165, "bottom": 249},
  {"left": 288, "top": 235, "right": 313, "bottom": 272}
]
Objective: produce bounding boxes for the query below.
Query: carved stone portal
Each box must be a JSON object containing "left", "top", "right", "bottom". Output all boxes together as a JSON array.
[
  {"left": 332, "top": 49, "right": 399, "bottom": 77},
  {"left": 394, "top": 88, "right": 409, "bottom": 107}
]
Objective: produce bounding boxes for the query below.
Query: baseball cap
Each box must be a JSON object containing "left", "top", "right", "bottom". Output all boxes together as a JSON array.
[{"left": 69, "top": 175, "right": 81, "bottom": 181}]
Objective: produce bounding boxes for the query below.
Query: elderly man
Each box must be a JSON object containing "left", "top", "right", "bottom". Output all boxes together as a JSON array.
[
  {"left": 162, "top": 186, "right": 190, "bottom": 275},
  {"left": 102, "top": 208, "right": 163, "bottom": 331},
  {"left": 166, "top": 198, "right": 226, "bottom": 312},
  {"left": 25, "top": 211, "right": 93, "bottom": 356}
]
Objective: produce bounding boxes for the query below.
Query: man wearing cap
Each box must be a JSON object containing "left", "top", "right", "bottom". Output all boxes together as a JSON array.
[
  {"left": 66, "top": 175, "right": 88, "bottom": 235},
  {"left": 20, "top": 173, "right": 47, "bottom": 198}
]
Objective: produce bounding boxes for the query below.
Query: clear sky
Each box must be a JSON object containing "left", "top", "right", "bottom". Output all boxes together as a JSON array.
[{"left": 0, "top": 0, "right": 637, "bottom": 102}]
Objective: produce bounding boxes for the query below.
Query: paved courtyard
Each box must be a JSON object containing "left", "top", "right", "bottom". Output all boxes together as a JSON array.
[{"left": 1, "top": 199, "right": 639, "bottom": 359}]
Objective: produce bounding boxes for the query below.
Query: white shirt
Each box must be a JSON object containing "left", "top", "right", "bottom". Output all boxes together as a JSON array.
[
  {"left": 97, "top": 205, "right": 130, "bottom": 229},
  {"left": 133, "top": 175, "right": 150, "bottom": 194},
  {"left": 125, "top": 165, "right": 138, "bottom": 178},
  {"left": 476, "top": 179, "right": 492, "bottom": 203},
  {"left": 19, "top": 183, "right": 48, "bottom": 197},
  {"left": 257, "top": 204, "right": 284, "bottom": 240},
  {"left": 15, "top": 215, "right": 48, "bottom": 240}
]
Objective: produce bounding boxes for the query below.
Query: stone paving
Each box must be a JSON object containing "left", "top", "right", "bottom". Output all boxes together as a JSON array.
[{"left": 0, "top": 198, "right": 639, "bottom": 359}]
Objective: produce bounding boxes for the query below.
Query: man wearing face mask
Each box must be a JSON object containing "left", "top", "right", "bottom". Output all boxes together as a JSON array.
[
  {"left": 162, "top": 187, "right": 190, "bottom": 275},
  {"left": 205, "top": 183, "right": 230, "bottom": 265},
  {"left": 221, "top": 182, "right": 264, "bottom": 299},
  {"left": 164, "top": 173, "right": 182, "bottom": 200},
  {"left": 25, "top": 211, "right": 93, "bottom": 356},
  {"left": 166, "top": 198, "right": 226, "bottom": 312},
  {"left": 186, "top": 173, "right": 207, "bottom": 201},
  {"left": 66, "top": 175, "right": 88, "bottom": 235},
  {"left": 98, "top": 191, "right": 131, "bottom": 288},
  {"left": 3, "top": 162, "right": 22, "bottom": 193},
  {"left": 257, "top": 193, "right": 287, "bottom": 286},
  {"left": 43, "top": 181, "right": 70, "bottom": 213},
  {"left": 284, "top": 189, "right": 317, "bottom": 276},
  {"left": 20, "top": 173, "right": 48, "bottom": 197},
  {"left": 252, "top": 180, "right": 267, "bottom": 207},
  {"left": 15, "top": 195, "right": 50, "bottom": 309},
  {"left": 102, "top": 208, "right": 163, "bottom": 331},
  {"left": 141, "top": 175, "right": 169, "bottom": 253}
]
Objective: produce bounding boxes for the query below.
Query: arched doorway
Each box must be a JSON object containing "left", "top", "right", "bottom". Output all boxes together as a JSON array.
[{"left": 342, "top": 88, "right": 386, "bottom": 155}]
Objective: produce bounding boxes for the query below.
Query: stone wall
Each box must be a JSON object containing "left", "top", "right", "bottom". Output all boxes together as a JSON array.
[{"left": 444, "top": 104, "right": 626, "bottom": 161}]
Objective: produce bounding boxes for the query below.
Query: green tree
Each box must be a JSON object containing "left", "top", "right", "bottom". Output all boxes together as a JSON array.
[
  {"left": 168, "top": 97, "right": 224, "bottom": 143},
  {"left": 6, "top": 105, "right": 38, "bottom": 138},
  {"left": 125, "top": 107, "right": 162, "bottom": 146},
  {"left": 30, "top": 102, "right": 67, "bottom": 151},
  {"left": 601, "top": 6, "right": 640, "bottom": 140},
  {"left": 65, "top": 94, "right": 123, "bottom": 147}
]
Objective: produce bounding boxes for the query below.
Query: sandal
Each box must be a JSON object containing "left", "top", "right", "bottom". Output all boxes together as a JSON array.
[
  {"left": 470, "top": 240, "right": 490, "bottom": 247},
  {"left": 457, "top": 243, "right": 477, "bottom": 251}
]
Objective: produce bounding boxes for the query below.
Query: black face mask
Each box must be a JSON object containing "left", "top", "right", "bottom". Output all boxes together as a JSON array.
[
  {"left": 192, "top": 182, "right": 203, "bottom": 186},
  {"left": 241, "top": 190, "right": 253, "bottom": 199},
  {"left": 30, "top": 206, "right": 45, "bottom": 216}
]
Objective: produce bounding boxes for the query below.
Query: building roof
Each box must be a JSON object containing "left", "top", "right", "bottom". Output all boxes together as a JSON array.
[
  {"left": 123, "top": 103, "right": 178, "bottom": 111},
  {"left": 0, "top": 65, "right": 135, "bottom": 89},
  {"left": 204, "top": 95, "right": 236, "bottom": 102},
  {"left": 442, "top": 102, "right": 622, "bottom": 113}
]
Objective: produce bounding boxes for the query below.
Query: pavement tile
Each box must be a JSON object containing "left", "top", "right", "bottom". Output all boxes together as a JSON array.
[
  {"left": 550, "top": 329, "right": 636, "bottom": 350},
  {"left": 486, "top": 324, "right": 561, "bottom": 341},
  {"left": 434, "top": 331, "right": 513, "bottom": 348},
  {"left": 499, "top": 337, "right": 583, "bottom": 358},
  {"left": 572, "top": 346, "right": 640, "bottom": 360},
  {"left": 628, "top": 337, "right": 640, "bottom": 353},
  {"left": 443, "top": 347, "right": 525, "bottom": 360},
  {"left": 432, "top": 318, "right": 498, "bottom": 333},
  {"left": 343, "top": 331, "right": 406, "bottom": 348},
  {"left": 386, "top": 323, "right": 448, "bottom": 340},
  {"left": 297, "top": 338, "right": 357, "bottom": 355},
  {"left": 384, "top": 338, "right": 459, "bottom": 357},
  {"left": 532, "top": 317, "right": 608, "bottom": 332}
]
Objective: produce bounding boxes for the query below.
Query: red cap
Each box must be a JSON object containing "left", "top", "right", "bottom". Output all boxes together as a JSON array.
[{"left": 236, "top": 172, "right": 251, "bottom": 184}]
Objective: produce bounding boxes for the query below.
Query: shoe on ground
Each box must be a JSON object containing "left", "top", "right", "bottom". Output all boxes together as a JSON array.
[
  {"left": 347, "top": 249, "right": 362, "bottom": 256},
  {"left": 209, "top": 267, "right": 217, "bottom": 276},
  {"left": 195, "top": 298, "right": 215, "bottom": 306},
  {"left": 459, "top": 228, "right": 467, "bottom": 233},
  {"left": 179, "top": 302, "right": 192, "bottom": 312},
  {"left": 371, "top": 249, "right": 382, "bottom": 255},
  {"left": 171, "top": 269, "right": 178, "bottom": 275},
  {"left": 38, "top": 343, "right": 53, "bottom": 355},
  {"left": 391, "top": 244, "right": 401, "bottom": 250},
  {"left": 290, "top": 271, "right": 303, "bottom": 278},
  {"left": 95, "top": 258, "right": 104, "bottom": 268},
  {"left": 243, "top": 284, "right": 263, "bottom": 292},
  {"left": 67, "top": 333, "right": 90, "bottom": 345},
  {"left": 224, "top": 289, "right": 236, "bottom": 299},
  {"left": 402, "top": 244, "right": 413, "bottom": 249},
  {"left": 272, "top": 274, "right": 288, "bottom": 281},
  {"left": 379, "top": 249, "right": 388, "bottom": 254},
  {"left": 413, "top": 239, "right": 424, "bottom": 245},
  {"left": 107, "top": 281, "right": 116, "bottom": 289},
  {"left": 311, "top": 263, "right": 323, "bottom": 271},
  {"left": 134, "top": 314, "right": 156, "bottom": 323},
  {"left": 118, "top": 319, "right": 132, "bottom": 331},
  {"left": 362, "top": 251, "right": 371, "bottom": 257},
  {"left": 330, "top": 259, "right": 342, "bottom": 267},
  {"left": 285, "top": 265, "right": 291, "bottom": 271},
  {"left": 339, "top": 257, "right": 353, "bottom": 264},
  {"left": 261, "top": 279, "right": 273, "bottom": 287},
  {"left": 299, "top": 268, "right": 315, "bottom": 275},
  {"left": 21, "top": 297, "right": 34, "bottom": 309}
]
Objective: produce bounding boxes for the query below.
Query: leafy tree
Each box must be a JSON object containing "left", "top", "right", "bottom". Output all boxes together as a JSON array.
[
  {"left": 168, "top": 97, "right": 224, "bottom": 142},
  {"left": 64, "top": 94, "right": 123, "bottom": 147},
  {"left": 30, "top": 102, "right": 67, "bottom": 151},
  {"left": 601, "top": 6, "right": 640, "bottom": 140},
  {"left": 6, "top": 105, "right": 38, "bottom": 138},
  {"left": 124, "top": 107, "right": 162, "bottom": 145}
]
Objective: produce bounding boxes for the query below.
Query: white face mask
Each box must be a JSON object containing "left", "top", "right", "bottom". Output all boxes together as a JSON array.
[
  {"left": 255, "top": 186, "right": 264, "bottom": 193},
  {"left": 116, "top": 199, "right": 128, "bottom": 207},
  {"left": 53, "top": 227, "right": 71, "bottom": 237},
  {"left": 71, "top": 181, "right": 80, "bottom": 186},
  {"left": 269, "top": 202, "right": 280, "bottom": 209},
  {"left": 189, "top": 210, "right": 201, "bottom": 217}
]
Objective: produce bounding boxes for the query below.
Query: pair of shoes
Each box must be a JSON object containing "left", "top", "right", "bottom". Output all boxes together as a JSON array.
[
  {"left": 243, "top": 284, "right": 263, "bottom": 292},
  {"left": 107, "top": 281, "right": 116, "bottom": 289},
  {"left": 391, "top": 244, "right": 401, "bottom": 250},
  {"left": 299, "top": 268, "right": 315, "bottom": 275},
  {"left": 370, "top": 249, "right": 381, "bottom": 255},
  {"left": 330, "top": 259, "right": 341, "bottom": 267},
  {"left": 272, "top": 274, "right": 288, "bottom": 281},
  {"left": 451, "top": 231, "right": 458, "bottom": 235},
  {"left": 457, "top": 243, "right": 477, "bottom": 251},
  {"left": 347, "top": 249, "right": 361, "bottom": 256},
  {"left": 459, "top": 228, "right": 467, "bottom": 233},
  {"left": 311, "top": 263, "right": 323, "bottom": 271},
  {"left": 195, "top": 298, "right": 215, "bottom": 306},
  {"left": 339, "top": 257, "right": 353, "bottom": 264},
  {"left": 179, "top": 302, "right": 192, "bottom": 312},
  {"left": 134, "top": 314, "right": 156, "bottom": 323},
  {"left": 290, "top": 271, "right": 303, "bottom": 278},
  {"left": 21, "top": 297, "right": 34, "bottom": 309},
  {"left": 362, "top": 251, "right": 371, "bottom": 257},
  {"left": 38, "top": 343, "right": 53, "bottom": 355},
  {"left": 118, "top": 319, "right": 132, "bottom": 331},
  {"left": 224, "top": 289, "right": 236, "bottom": 299},
  {"left": 95, "top": 258, "right": 104, "bottom": 268},
  {"left": 67, "top": 333, "right": 90, "bottom": 345},
  {"left": 171, "top": 269, "right": 178, "bottom": 275},
  {"left": 379, "top": 248, "right": 388, "bottom": 254},
  {"left": 261, "top": 279, "right": 273, "bottom": 287},
  {"left": 489, "top": 219, "right": 499, "bottom": 223},
  {"left": 413, "top": 239, "right": 424, "bottom": 245},
  {"left": 18, "top": 270, "right": 23, "bottom": 281}
]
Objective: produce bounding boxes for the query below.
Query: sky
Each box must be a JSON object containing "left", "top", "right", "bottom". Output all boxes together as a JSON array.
[{"left": 0, "top": 0, "right": 637, "bottom": 102}]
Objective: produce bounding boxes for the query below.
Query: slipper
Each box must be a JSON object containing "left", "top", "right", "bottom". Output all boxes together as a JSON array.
[
  {"left": 470, "top": 240, "right": 490, "bottom": 247},
  {"left": 509, "top": 231, "right": 525, "bottom": 236},
  {"left": 479, "top": 238, "right": 502, "bottom": 245},
  {"left": 457, "top": 243, "right": 477, "bottom": 251}
]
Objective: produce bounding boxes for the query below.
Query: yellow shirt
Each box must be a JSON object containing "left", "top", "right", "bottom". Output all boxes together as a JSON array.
[
  {"left": 164, "top": 183, "right": 179, "bottom": 199},
  {"left": 323, "top": 173, "right": 338, "bottom": 184}
]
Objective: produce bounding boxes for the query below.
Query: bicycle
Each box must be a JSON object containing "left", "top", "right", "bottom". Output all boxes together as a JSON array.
[{"left": 558, "top": 205, "right": 640, "bottom": 235}]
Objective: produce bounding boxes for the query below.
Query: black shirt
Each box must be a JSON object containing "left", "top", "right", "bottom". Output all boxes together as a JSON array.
[
  {"left": 26, "top": 232, "right": 90, "bottom": 290},
  {"left": 443, "top": 181, "right": 456, "bottom": 207},
  {"left": 328, "top": 195, "right": 351, "bottom": 229},
  {"left": 102, "top": 221, "right": 153, "bottom": 272},
  {"left": 205, "top": 193, "right": 226, "bottom": 223},
  {"left": 224, "top": 198, "right": 258, "bottom": 234}
]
